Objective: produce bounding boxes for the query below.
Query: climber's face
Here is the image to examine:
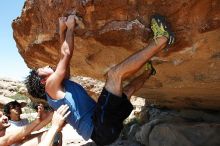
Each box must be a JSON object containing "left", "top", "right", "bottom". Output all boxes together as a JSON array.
[{"left": 37, "top": 66, "right": 54, "bottom": 77}]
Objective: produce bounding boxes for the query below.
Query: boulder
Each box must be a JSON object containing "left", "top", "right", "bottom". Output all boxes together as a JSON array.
[
  {"left": 12, "top": 0, "right": 220, "bottom": 110},
  {"left": 135, "top": 107, "right": 220, "bottom": 146}
]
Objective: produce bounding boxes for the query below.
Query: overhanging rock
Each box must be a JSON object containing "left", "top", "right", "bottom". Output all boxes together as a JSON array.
[{"left": 12, "top": 0, "right": 220, "bottom": 110}]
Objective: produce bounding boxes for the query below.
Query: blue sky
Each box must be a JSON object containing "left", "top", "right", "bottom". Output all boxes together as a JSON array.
[{"left": 0, "top": 0, "right": 29, "bottom": 81}]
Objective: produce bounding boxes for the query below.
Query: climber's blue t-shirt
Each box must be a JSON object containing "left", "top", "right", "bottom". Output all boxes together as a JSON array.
[{"left": 46, "top": 79, "right": 96, "bottom": 140}]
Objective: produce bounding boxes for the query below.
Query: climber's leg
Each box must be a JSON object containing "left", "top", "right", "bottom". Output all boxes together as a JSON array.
[
  {"left": 105, "top": 14, "right": 175, "bottom": 97},
  {"left": 123, "top": 61, "right": 156, "bottom": 99},
  {"left": 104, "top": 38, "right": 166, "bottom": 97}
]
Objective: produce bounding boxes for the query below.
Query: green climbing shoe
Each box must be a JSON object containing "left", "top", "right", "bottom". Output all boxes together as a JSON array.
[
  {"left": 150, "top": 14, "right": 175, "bottom": 47},
  {"left": 145, "top": 61, "right": 156, "bottom": 75}
]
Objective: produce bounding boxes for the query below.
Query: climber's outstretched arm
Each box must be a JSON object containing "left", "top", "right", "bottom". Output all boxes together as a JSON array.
[{"left": 46, "top": 15, "right": 76, "bottom": 100}]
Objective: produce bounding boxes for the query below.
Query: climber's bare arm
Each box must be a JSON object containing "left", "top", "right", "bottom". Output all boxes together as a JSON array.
[
  {"left": 46, "top": 15, "right": 75, "bottom": 99},
  {"left": 58, "top": 17, "right": 71, "bottom": 79}
]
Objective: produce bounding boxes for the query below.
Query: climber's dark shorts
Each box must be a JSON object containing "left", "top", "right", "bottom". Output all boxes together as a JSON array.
[{"left": 91, "top": 88, "right": 133, "bottom": 146}]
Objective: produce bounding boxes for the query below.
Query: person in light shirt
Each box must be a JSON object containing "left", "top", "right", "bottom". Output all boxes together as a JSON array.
[{"left": 3, "top": 101, "right": 29, "bottom": 128}]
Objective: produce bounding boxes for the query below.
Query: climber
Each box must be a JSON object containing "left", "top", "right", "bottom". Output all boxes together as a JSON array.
[{"left": 25, "top": 14, "right": 174, "bottom": 145}]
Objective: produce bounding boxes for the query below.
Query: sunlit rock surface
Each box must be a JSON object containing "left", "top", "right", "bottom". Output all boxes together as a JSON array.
[{"left": 12, "top": 0, "right": 220, "bottom": 110}]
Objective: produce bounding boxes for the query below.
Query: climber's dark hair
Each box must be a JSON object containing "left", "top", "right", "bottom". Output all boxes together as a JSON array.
[{"left": 25, "top": 69, "right": 47, "bottom": 101}]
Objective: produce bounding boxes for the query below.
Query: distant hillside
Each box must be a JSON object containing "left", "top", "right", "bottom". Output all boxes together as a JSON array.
[{"left": 0, "top": 77, "right": 27, "bottom": 98}]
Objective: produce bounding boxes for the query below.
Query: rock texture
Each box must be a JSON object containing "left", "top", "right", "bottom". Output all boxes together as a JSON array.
[
  {"left": 12, "top": 0, "right": 220, "bottom": 110},
  {"left": 135, "top": 107, "right": 220, "bottom": 146}
]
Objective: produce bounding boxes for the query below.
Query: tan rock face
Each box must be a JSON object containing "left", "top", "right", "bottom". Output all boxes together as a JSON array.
[{"left": 12, "top": 0, "right": 220, "bottom": 110}]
